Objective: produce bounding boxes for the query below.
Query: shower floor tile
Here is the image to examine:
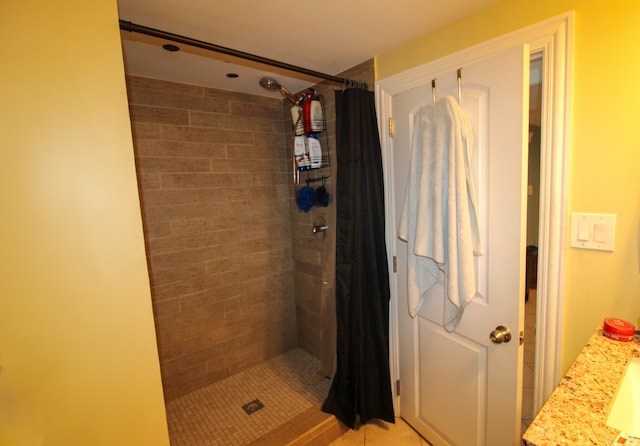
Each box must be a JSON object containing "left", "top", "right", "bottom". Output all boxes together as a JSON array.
[{"left": 165, "top": 348, "right": 332, "bottom": 446}]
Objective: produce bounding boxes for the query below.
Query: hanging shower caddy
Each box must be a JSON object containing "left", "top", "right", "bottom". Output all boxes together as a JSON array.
[{"left": 291, "top": 89, "right": 329, "bottom": 180}]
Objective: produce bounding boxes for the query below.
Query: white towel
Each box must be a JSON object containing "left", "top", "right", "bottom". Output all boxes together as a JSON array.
[{"left": 398, "top": 96, "right": 482, "bottom": 331}]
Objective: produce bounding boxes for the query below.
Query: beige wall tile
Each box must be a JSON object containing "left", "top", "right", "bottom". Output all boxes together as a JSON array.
[
  {"left": 127, "top": 60, "right": 374, "bottom": 401},
  {"left": 128, "top": 75, "right": 297, "bottom": 401}
]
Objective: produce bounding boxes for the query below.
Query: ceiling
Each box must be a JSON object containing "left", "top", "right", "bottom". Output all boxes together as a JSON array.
[{"left": 117, "top": 0, "right": 501, "bottom": 99}]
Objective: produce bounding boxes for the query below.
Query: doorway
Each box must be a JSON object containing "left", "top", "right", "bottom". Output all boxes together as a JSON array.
[
  {"left": 522, "top": 53, "right": 543, "bottom": 432},
  {"left": 376, "top": 12, "right": 573, "bottom": 445}
]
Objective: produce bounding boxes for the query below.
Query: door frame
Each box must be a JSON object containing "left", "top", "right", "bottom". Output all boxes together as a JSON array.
[{"left": 376, "top": 12, "right": 574, "bottom": 417}]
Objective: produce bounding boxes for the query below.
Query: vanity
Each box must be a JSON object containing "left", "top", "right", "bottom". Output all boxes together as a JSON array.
[{"left": 522, "top": 326, "right": 640, "bottom": 445}]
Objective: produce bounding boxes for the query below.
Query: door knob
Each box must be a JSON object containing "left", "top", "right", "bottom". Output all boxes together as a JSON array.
[{"left": 490, "top": 325, "right": 512, "bottom": 344}]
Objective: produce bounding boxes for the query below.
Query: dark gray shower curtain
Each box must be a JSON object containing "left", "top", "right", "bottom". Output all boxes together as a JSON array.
[{"left": 321, "top": 88, "right": 395, "bottom": 429}]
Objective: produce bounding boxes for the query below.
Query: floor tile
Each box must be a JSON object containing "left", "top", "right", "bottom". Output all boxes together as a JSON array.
[
  {"left": 165, "top": 348, "right": 331, "bottom": 446},
  {"left": 328, "top": 426, "right": 365, "bottom": 446},
  {"left": 365, "top": 419, "right": 424, "bottom": 446},
  {"left": 329, "top": 418, "right": 426, "bottom": 446}
]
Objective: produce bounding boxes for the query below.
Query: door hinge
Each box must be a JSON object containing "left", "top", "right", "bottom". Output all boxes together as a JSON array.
[
  {"left": 396, "top": 379, "right": 401, "bottom": 396},
  {"left": 393, "top": 255, "right": 398, "bottom": 273},
  {"left": 389, "top": 117, "right": 395, "bottom": 137}
]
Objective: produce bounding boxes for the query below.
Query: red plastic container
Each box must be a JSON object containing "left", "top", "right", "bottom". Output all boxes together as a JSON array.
[{"left": 602, "top": 318, "right": 635, "bottom": 342}]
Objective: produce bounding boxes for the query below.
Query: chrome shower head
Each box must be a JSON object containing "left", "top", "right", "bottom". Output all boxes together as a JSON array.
[
  {"left": 259, "top": 77, "right": 280, "bottom": 90},
  {"left": 259, "top": 77, "right": 300, "bottom": 104}
]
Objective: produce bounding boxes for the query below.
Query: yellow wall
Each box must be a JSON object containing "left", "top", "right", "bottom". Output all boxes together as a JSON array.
[
  {"left": 377, "top": 0, "right": 640, "bottom": 372},
  {"left": 0, "top": 1, "right": 170, "bottom": 445}
]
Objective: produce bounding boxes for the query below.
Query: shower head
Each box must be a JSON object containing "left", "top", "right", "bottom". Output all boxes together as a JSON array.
[
  {"left": 259, "top": 77, "right": 301, "bottom": 105},
  {"left": 259, "top": 77, "right": 280, "bottom": 90}
]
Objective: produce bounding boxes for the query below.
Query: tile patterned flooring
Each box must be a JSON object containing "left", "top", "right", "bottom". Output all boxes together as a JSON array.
[
  {"left": 329, "top": 418, "right": 428, "bottom": 445},
  {"left": 165, "top": 348, "right": 331, "bottom": 446}
]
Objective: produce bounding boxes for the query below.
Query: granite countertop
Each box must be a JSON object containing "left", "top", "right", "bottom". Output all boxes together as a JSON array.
[{"left": 522, "top": 327, "right": 640, "bottom": 445}]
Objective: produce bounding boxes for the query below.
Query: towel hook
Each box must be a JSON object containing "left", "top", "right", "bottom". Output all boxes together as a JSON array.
[
  {"left": 457, "top": 68, "right": 462, "bottom": 104},
  {"left": 431, "top": 78, "right": 437, "bottom": 103}
]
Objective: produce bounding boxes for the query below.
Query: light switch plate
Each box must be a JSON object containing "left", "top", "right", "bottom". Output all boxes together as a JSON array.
[{"left": 570, "top": 213, "right": 616, "bottom": 252}]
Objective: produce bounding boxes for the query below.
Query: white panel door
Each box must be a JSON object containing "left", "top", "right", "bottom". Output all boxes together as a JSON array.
[{"left": 393, "top": 44, "right": 529, "bottom": 446}]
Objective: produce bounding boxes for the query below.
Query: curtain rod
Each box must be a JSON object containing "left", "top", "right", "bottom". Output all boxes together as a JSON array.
[{"left": 119, "top": 20, "right": 365, "bottom": 88}]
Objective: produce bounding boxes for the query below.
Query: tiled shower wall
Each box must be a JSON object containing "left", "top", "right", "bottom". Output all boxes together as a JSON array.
[
  {"left": 127, "top": 76, "right": 296, "bottom": 400},
  {"left": 126, "top": 58, "right": 374, "bottom": 400},
  {"left": 288, "top": 60, "right": 375, "bottom": 361}
]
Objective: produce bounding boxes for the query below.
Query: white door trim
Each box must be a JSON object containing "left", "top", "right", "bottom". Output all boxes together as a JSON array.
[{"left": 376, "top": 11, "right": 574, "bottom": 416}]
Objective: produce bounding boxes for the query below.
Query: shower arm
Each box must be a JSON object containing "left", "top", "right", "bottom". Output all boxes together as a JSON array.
[{"left": 119, "top": 20, "right": 367, "bottom": 89}]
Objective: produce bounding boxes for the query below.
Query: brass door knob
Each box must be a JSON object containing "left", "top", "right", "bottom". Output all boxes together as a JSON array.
[{"left": 490, "top": 325, "right": 512, "bottom": 344}]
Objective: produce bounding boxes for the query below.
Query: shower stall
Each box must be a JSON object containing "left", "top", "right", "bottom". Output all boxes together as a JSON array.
[{"left": 126, "top": 59, "right": 374, "bottom": 444}]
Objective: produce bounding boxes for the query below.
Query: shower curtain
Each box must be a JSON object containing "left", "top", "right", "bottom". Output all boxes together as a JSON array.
[{"left": 321, "top": 87, "right": 395, "bottom": 429}]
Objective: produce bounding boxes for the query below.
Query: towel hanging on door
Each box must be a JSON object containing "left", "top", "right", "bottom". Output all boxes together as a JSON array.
[{"left": 398, "top": 96, "right": 482, "bottom": 331}]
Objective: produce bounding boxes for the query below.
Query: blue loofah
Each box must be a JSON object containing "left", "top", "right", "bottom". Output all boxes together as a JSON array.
[{"left": 296, "top": 186, "right": 316, "bottom": 212}]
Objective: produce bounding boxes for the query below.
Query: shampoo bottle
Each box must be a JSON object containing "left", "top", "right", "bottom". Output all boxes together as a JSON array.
[
  {"left": 308, "top": 134, "right": 322, "bottom": 168},
  {"left": 294, "top": 135, "right": 310, "bottom": 170}
]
